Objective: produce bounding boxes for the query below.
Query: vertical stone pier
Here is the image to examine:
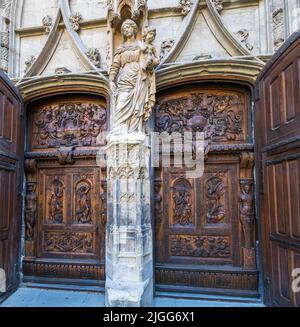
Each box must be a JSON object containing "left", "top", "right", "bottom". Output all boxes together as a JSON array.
[{"left": 105, "top": 133, "right": 153, "bottom": 307}]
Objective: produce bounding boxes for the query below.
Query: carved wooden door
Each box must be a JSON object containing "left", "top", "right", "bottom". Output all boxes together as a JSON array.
[
  {"left": 255, "top": 32, "right": 300, "bottom": 307},
  {"left": 0, "top": 72, "right": 24, "bottom": 301},
  {"left": 23, "top": 95, "right": 107, "bottom": 287},
  {"left": 154, "top": 85, "right": 258, "bottom": 297}
]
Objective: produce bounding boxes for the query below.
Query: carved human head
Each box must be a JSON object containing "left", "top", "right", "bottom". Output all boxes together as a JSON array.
[
  {"left": 143, "top": 26, "right": 156, "bottom": 43},
  {"left": 121, "top": 19, "right": 138, "bottom": 40}
]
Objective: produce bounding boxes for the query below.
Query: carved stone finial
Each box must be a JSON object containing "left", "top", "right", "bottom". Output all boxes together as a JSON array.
[
  {"left": 86, "top": 48, "right": 101, "bottom": 68},
  {"left": 179, "top": 0, "right": 193, "bottom": 16},
  {"left": 160, "top": 39, "right": 175, "bottom": 60},
  {"left": 42, "top": 15, "right": 53, "bottom": 34},
  {"left": 24, "top": 55, "right": 36, "bottom": 73},
  {"left": 69, "top": 12, "right": 83, "bottom": 31}
]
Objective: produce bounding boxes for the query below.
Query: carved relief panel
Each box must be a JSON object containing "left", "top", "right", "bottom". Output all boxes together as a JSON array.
[
  {"left": 24, "top": 95, "right": 107, "bottom": 282},
  {"left": 155, "top": 87, "right": 249, "bottom": 143},
  {"left": 154, "top": 85, "right": 257, "bottom": 295}
]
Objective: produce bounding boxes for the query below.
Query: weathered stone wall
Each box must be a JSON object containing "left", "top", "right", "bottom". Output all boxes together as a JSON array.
[{"left": 0, "top": 0, "right": 299, "bottom": 78}]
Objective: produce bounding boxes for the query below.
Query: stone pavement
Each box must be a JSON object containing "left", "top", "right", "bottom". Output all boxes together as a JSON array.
[{"left": 0, "top": 287, "right": 264, "bottom": 307}]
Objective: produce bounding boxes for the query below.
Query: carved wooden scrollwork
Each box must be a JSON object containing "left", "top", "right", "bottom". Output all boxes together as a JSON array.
[
  {"left": 44, "top": 232, "right": 93, "bottom": 254},
  {"left": 32, "top": 103, "right": 107, "bottom": 149},
  {"left": 170, "top": 235, "right": 230, "bottom": 258},
  {"left": 155, "top": 92, "right": 244, "bottom": 142}
]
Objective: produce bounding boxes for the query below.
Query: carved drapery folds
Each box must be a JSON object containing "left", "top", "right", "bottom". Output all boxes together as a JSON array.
[
  {"left": 172, "top": 178, "right": 193, "bottom": 226},
  {"left": 155, "top": 92, "right": 244, "bottom": 142},
  {"left": 239, "top": 152, "right": 256, "bottom": 269},
  {"left": 47, "top": 177, "right": 64, "bottom": 224},
  {"left": 75, "top": 179, "right": 92, "bottom": 224},
  {"left": 24, "top": 159, "right": 37, "bottom": 257},
  {"left": 205, "top": 173, "right": 226, "bottom": 224},
  {"left": 32, "top": 103, "right": 107, "bottom": 148}
]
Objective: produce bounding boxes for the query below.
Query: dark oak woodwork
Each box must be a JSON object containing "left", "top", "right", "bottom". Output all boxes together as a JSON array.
[
  {"left": 23, "top": 95, "right": 107, "bottom": 286},
  {"left": 0, "top": 72, "right": 24, "bottom": 302},
  {"left": 255, "top": 32, "right": 300, "bottom": 307},
  {"left": 154, "top": 85, "right": 258, "bottom": 296}
]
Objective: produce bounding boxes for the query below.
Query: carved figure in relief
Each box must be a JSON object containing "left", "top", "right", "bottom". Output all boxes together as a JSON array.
[
  {"left": 205, "top": 176, "right": 225, "bottom": 224},
  {"left": 48, "top": 179, "right": 64, "bottom": 224},
  {"left": 76, "top": 182, "right": 92, "bottom": 224},
  {"left": 240, "top": 180, "right": 254, "bottom": 248},
  {"left": 25, "top": 182, "right": 37, "bottom": 240},
  {"left": 109, "top": 19, "right": 159, "bottom": 133}
]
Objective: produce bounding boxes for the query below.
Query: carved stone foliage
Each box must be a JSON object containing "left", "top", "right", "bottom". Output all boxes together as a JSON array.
[
  {"left": 172, "top": 178, "right": 193, "bottom": 226},
  {"left": 44, "top": 232, "right": 94, "bottom": 254},
  {"left": 42, "top": 15, "right": 53, "bottom": 34},
  {"left": 272, "top": 7, "right": 285, "bottom": 51},
  {"left": 170, "top": 235, "right": 230, "bottom": 258},
  {"left": 47, "top": 177, "right": 64, "bottom": 224},
  {"left": 24, "top": 56, "right": 36, "bottom": 73},
  {"left": 25, "top": 182, "right": 37, "bottom": 241},
  {"left": 69, "top": 12, "right": 83, "bottom": 31},
  {"left": 86, "top": 48, "right": 101, "bottom": 68},
  {"left": 32, "top": 103, "right": 107, "bottom": 149},
  {"left": 155, "top": 92, "right": 244, "bottom": 142},
  {"left": 75, "top": 179, "right": 92, "bottom": 224},
  {"left": 211, "top": 0, "right": 224, "bottom": 13},
  {"left": 205, "top": 172, "right": 226, "bottom": 224},
  {"left": 239, "top": 179, "right": 254, "bottom": 249},
  {"left": 236, "top": 29, "right": 253, "bottom": 51},
  {"left": 0, "top": 0, "right": 11, "bottom": 73},
  {"left": 179, "top": 0, "right": 193, "bottom": 16},
  {"left": 160, "top": 39, "right": 175, "bottom": 60}
]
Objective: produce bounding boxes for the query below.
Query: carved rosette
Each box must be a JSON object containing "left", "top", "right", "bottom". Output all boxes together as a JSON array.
[
  {"left": 69, "top": 12, "right": 83, "bottom": 31},
  {"left": 42, "top": 15, "right": 53, "bottom": 34}
]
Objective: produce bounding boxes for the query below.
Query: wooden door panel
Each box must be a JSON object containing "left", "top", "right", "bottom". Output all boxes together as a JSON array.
[
  {"left": 0, "top": 72, "right": 24, "bottom": 302},
  {"left": 154, "top": 85, "right": 258, "bottom": 296},
  {"left": 37, "top": 166, "right": 101, "bottom": 260},
  {"left": 23, "top": 95, "right": 107, "bottom": 285},
  {"left": 256, "top": 32, "right": 300, "bottom": 307}
]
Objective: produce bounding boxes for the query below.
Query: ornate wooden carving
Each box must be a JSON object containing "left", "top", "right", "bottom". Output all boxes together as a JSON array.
[
  {"left": 205, "top": 173, "right": 226, "bottom": 224},
  {"left": 75, "top": 178, "right": 92, "bottom": 224},
  {"left": 44, "top": 232, "right": 94, "bottom": 254},
  {"left": 47, "top": 177, "right": 64, "bottom": 224},
  {"left": 240, "top": 179, "right": 254, "bottom": 249},
  {"left": 172, "top": 178, "right": 193, "bottom": 226},
  {"left": 25, "top": 182, "right": 37, "bottom": 241},
  {"left": 155, "top": 92, "right": 245, "bottom": 142},
  {"left": 170, "top": 235, "right": 230, "bottom": 258},
  {"left": 32, "top": 103, "right": 106, "bottom": 149}
]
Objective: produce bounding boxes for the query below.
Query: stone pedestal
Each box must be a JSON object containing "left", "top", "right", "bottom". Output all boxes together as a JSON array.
[{"left": 105, "top": 132, "right": 153, "bottom": 307}]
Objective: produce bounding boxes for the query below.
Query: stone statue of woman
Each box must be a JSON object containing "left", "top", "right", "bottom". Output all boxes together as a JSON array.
[{"left": 109, "top": 19, "right": 159, "bottom": 134}]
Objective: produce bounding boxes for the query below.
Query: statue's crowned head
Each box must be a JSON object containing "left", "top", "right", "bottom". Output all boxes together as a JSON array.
[{"left": 121, "top": 19, "right": 138, "bottom": 40}]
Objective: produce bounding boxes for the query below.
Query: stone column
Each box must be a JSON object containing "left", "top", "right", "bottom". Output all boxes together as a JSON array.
[{"left": 105, "top": 132, "right": 153, "bottom": 307}]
